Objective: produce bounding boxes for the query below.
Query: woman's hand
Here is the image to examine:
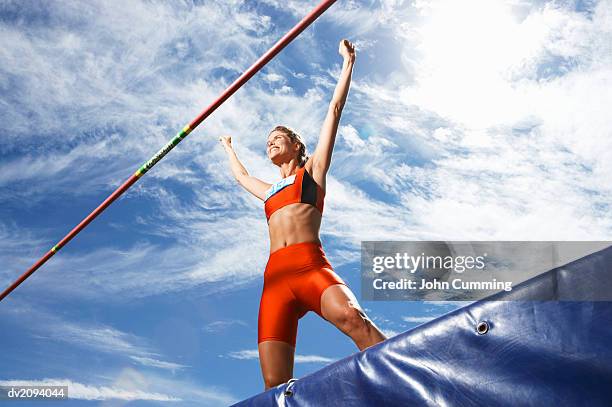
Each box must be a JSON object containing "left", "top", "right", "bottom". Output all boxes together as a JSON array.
[
  {"left": 219, "top": 135, "right": 233, "bottom": 152},
  {"left": 339, "top": 39, "right": 355, "bottom": 62}
]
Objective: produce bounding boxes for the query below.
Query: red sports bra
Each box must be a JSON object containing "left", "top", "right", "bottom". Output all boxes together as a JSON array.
[{"left": 264, "top": 166, "right": 325, "bottom": 222}]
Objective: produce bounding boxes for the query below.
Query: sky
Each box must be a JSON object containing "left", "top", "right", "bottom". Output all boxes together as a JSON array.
[{"left": 1, "top": 0, "right": 611, "bottom": 405}]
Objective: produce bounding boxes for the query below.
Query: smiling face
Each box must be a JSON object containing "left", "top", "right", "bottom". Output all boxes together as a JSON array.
[{"left": 267, "top": 130, "right": 299, "bottom": 166}]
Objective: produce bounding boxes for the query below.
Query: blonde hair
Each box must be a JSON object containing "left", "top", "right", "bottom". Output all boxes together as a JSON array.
[{"left": 269, "top": 125, "right": 308, "bottom": 167}]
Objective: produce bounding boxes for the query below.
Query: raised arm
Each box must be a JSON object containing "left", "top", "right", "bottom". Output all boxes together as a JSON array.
[
  {"left": 219, "top": 136, "right": 271, "bottom": 201},
  {"left": 309, "top": 39, "right": 356, "bottom": 179}
]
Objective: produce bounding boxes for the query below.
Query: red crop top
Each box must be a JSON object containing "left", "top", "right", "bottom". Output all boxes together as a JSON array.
[{"left": 264, "top": 166, "right": 325, "bottom": 222}]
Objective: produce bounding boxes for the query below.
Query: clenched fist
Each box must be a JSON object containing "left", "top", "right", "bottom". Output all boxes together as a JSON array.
[
  {"left": 219, "top": 135, "right": 233, "bottom": 151},
  {"left": 339, "top": 39, "right": 355, "bottom": 62}
]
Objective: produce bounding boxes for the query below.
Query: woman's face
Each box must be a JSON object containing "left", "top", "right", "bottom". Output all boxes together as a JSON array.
[{"left": 267, "top": 131, "right": 297, "bottom": 164}]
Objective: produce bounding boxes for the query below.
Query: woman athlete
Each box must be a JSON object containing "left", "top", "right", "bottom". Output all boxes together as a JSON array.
[{"left": 219, "top": 39, "right": 387, "bottom": 390}]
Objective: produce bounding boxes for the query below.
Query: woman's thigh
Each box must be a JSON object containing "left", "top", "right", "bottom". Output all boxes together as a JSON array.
[{"left": 320, "top": 283, "right": 364, "bottom": 322}]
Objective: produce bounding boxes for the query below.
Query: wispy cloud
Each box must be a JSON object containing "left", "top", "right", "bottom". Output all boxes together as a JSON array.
[
  {"left": 294, "top": 354, "right": 337, "bottom": 364},
  {"left": 98, "top": 367, "right": 239, "bottom": 405},
  {"left": 0, "top": 301, "right": 186, "bottom": 373},
  {"left": 402, "top": 316, "right": 437, "bottom": 324},
  {"left": 203, "top": 319, "right": 249, "bottom": 333},
  {"left": 128, "top": 357, "right": 189, "bottom": 372},
  {"left": 226, "top": 349, "right": 336, "bottom": 364},
  {"left": 0, "top": 209, "right": 271, "bottom": 300},
  {"left": 0, "top": 370, "right": 239, "bottom": 406},
  {"left": 225, "top": 349, "right": 258, "bottom": 360},
  {"left": 0, "top": 378, "right": 179, "bottom": 401},
  {"left": 381, "top": 328, "right": 401, "bottom": 338},
  {"left": 0, "top": 0, "right": 284, "bottom": 208}
]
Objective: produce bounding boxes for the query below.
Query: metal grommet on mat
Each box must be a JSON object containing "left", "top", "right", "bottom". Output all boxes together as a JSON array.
[
  {"left": 476, "top": 321, "right": 489, "bottom": 335},
  {"left": 284, "top": 378, "right": 298, "bottom": 397}
]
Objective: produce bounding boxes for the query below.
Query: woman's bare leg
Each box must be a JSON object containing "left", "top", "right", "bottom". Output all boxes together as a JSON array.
[
  {"left": 321, "top": 284, "right": 387, "bottom": 351},
  {"left": 258, "top": 340, "right": 295, "bottom": 390}
]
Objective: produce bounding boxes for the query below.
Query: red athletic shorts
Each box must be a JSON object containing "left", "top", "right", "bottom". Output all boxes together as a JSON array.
[{"left": 258, "top": 241, "right": 347, "bottom": 347}]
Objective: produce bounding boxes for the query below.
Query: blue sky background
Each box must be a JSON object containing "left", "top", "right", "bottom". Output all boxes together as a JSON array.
[{"left": 1, "top": 0, "right": 611, "bottom": 405}]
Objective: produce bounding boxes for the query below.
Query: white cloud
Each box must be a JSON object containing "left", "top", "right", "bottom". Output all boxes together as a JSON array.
[
  {"left": 226, "top": 349, "right": 259, "bottom": 360},
  {"left": 129, "top": 357, "right": 189, "bottom": 372},
  {"left": 294, "top": 354, "right": 337, "bottom": 364},
  {"left": 263, "top": 72, "right": 286, "bottom": 83},
  {"left": 99, "top": 367, "right": 238, "bottom": 405},
  {"left": 203, "top": 319, "right": 249, "bottom": 333},
  {"left": 381, "top": 328, "right": 401, "bottom": 338},
  {"left": 0, "top": 0, "right": 283, "bottom": 205},
  {"left": 0, "top": 370, "right": 239, "bottom": 406},
  {"left": 226, "top": 349, "right": 336, "bottom": 364},
  {"left": 339, "top": 124, "right": 366, "bottom": 150},
  {"left": 0, "top": 379, "right": 179, "bottom": 401},
  {"left": 258, "top": 0, "right": 314, "bottom": 17},
  {"left": 0, "top": 200, "right": 271, "bottom": 299},
  {"left": 0, "top": 223, "right": 51, "bottom": 285},
  {"left": 277, "top": 85, "right": 293, "bottom": 94},
  {"left": 402, "top": 316, "right": 436, "bottom": 324},
  {"left": 0, "top": 301, "right": 186, "bottom": 373}
]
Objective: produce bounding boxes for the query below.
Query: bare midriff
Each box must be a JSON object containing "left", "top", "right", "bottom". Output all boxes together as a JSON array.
[{"left": 268, "top": 203, "right": 322, "bottom": 254}]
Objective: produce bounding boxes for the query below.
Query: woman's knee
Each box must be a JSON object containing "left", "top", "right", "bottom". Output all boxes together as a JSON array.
[
  {"left": 263, "top": 371, "right": 292, "bottom": 389},
  {"left": 334, "top": 305, "right": 369, "bottom": 335}
]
